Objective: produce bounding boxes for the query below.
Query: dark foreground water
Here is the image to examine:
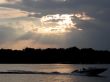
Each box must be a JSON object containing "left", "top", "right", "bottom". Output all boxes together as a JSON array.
[{"left": 0, "top": 64, "right": 109, "bottom": 82}]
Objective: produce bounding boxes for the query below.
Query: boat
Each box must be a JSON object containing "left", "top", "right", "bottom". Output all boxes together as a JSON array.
[{"left": 71, "top": 67, "right": 107, "bottom": 76}]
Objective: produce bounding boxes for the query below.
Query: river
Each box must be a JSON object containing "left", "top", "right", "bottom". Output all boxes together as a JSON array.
[{"left": 0, "top": 64, "right": 109, "bottom": 82}]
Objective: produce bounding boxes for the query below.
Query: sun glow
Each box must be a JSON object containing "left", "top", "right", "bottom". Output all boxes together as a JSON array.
[
  {"left": 40, "top": 14, "right": 77, "bottom": 34},
  {"left": 39, "top": 13, "right": 94, "bottom": 34},
  {"left": 0, "top": 8, "right": 94, "bottom": 35}
]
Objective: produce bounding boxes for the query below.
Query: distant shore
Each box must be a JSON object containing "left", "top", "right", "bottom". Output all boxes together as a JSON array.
[{"left": 0, "top": 47, "right": 110, "bottom": 64}]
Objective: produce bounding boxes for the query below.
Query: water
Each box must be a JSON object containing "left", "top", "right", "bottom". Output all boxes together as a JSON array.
[{"left": 0, "top": 64, "right": 109, "bottom": 82}]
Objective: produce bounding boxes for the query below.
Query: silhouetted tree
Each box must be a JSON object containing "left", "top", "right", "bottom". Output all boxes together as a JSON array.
[{"left": 0, "top": 47, "right": 110, "bottom": 64}]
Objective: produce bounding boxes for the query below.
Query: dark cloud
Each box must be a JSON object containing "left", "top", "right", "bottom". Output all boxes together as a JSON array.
[
  {"left": 20, "top": 0, "right": 109, "bottom": 12},
  {"left": 66, "top": 20, "right": 110, "bottom": 50},
  {"left": 14, "top": 0, "right": 110, "bottom": 25}
]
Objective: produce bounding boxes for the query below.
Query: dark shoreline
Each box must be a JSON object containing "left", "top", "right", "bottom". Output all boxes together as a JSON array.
[{"left": 0, "top": 47, "right": 110, "bottom": 64}]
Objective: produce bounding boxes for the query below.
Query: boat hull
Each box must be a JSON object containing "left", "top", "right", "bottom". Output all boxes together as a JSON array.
[{"left": 72, "top": 68, "right": 107, "bottom": 76}]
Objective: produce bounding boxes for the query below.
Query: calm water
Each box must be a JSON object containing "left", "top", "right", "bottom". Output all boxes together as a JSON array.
[{"left": 0, "top": 64, "right": 109, "bottom": 82}]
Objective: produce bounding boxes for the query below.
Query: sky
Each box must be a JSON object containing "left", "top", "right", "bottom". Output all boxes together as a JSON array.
[{"left": 0, "top": 0, "right": 110, "bottom": 50}]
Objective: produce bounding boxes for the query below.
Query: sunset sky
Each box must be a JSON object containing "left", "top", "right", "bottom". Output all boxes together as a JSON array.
[{"left": 0, "top": 0, "right": 110, "bottom": 50}]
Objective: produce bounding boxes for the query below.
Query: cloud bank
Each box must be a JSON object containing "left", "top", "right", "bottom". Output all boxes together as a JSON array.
[{"left": 0, "top": 0, "right": 110, "bottom": 50}]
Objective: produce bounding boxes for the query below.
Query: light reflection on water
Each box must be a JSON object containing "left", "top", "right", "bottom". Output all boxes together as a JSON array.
[
  {"left": 0, "top": 64, "right": 109, "bottom": 82},
  {"left": 0, "top": 64, "right": 75, "bottom": 73}
]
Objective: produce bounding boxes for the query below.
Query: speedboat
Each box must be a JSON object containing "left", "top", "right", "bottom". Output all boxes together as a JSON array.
[{"left": 71, "top": 67, "right": 107, "bottom": 76}]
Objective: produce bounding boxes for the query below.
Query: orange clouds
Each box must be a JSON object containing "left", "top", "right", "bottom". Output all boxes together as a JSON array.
[
  {"left": 0, "top": 0, "right": 21, "bottom": 4},
  {"left": 0, "top": 7, "right": 29, "bottom": 19}
]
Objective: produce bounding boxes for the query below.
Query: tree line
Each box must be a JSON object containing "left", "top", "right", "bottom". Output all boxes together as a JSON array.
[{"left": 0, "top": 47, "right": 110, "bottom": 64}]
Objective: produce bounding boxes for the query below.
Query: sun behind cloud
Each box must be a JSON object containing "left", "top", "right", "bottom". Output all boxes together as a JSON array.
[
  {"left": 0, "top": 7, "right": 94, "bottom": 35},
  {"left": 39, "top": 13, "right": 94, "bottom": 34}
]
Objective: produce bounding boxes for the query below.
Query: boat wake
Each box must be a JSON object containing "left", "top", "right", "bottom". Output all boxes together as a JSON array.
[{"left": 0, "top": 67, "right": 108, "bottom": 77}]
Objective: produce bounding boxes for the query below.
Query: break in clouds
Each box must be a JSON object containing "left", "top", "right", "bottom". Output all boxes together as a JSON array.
[{"left": 0, "top": 0, "right": 110, "bottom": 50}]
